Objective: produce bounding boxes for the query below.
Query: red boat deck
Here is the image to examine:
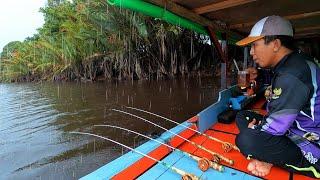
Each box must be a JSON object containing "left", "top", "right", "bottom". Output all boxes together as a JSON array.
[{"left": 112, "top": 98, "right": 313, "bottom": 180}]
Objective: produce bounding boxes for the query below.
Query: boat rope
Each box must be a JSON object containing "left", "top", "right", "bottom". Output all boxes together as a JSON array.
[
  {"left": 125, "top": 106, "right": 239, "bottom": 152},
  {"left": 112, "top": 109, "right": 234, "bottom": 165},
  {"left": 94, "top": 124, "right": 223, "bottom": 172},
  {"left": 70, "top": 131, "right": 199, "bottom": 180}
]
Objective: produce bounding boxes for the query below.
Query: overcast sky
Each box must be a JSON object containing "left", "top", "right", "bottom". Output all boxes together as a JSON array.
[{"left": 0, "top": 0, "right": 46, "bottom": 52}]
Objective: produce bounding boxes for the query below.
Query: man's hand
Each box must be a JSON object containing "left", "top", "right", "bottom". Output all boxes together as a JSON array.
[
  {"left": 248, "top": 118, "right": 261, "bottom": 128},
  {"left": 247, "top": 67, "right": 258, "bottom": 81}
]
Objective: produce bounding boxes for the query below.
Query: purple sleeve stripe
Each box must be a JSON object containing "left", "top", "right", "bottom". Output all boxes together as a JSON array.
[{"left": 262, "top": 109, "right": 298, "bottom": 135}]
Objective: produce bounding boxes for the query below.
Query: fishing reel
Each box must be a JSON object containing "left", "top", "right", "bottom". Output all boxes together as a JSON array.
[
  {"left": 198, "top": 157, "right": 224, "bottom": 172},
  {"left": 212, "top": 154, "right": 234, "bottom": 166},
  {"left": 212, "top": 154, "right": 221, "bottom": 163},
  {"left": 198, "top": 158, "right": 210, "bottom": 171},
  {"left": 182, "top": 173, "right": 198, "bottom": 180},
  {"left": 222, "top": 142, "right": 233, "bottom": 152}
]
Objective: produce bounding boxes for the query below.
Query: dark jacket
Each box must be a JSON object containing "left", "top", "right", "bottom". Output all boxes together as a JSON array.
[{"left": 258, "top": 52, "right": 320, "bottom": 164}]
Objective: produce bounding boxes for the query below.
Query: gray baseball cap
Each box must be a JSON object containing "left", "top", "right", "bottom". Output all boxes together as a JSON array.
[{"left": 236, "top": 15, "right": 293, "bottom": 46}]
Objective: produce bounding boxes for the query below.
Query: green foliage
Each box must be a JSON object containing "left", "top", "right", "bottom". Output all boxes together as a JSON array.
[{"left": 0, "top": 0, "right": 211, "bottom": 82}]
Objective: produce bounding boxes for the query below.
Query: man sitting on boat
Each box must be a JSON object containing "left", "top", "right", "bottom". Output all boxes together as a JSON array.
[{"left": 235, "top": 15, "right": 320, "bottom": 178}]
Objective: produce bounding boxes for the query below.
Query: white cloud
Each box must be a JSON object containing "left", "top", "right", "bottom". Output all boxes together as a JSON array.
[{"left": 0, "top": 0, "right": 46, "bottom": 52}]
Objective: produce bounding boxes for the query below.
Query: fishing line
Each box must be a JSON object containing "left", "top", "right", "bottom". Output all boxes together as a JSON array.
[{"left": 112, "top": 109, "right": 234, "bottom": 165}]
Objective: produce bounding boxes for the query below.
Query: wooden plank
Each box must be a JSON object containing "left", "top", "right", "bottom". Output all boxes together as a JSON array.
[
  {"left": 295, "top": 25, "right": 320, "bottom": 32},
  {"left": 111, "top": 144, "right": 172, "bottom": 180},
  {"left": 193, "top": 0, "right": 256, "bottom": 14},
  {"left": 170, "top": 0, "right": 180, "bottom": 2},
  {"left": 211, "top": 120, "right": 240, "bottom": 134},
  {"left": 230, "top": 11, "right": 320, "bottom": 29},
  {"left": 294, "top": 25, "right": 320, "bottom": 37},
  {"left": 111, "top": 123, "right": 197, "bottom": 179},
  {"left": 157, "top": 154, "right": 205, "bottom": 179},
  {"left": 200, "top": 166, "right": 260, "bottom": 180},
  {"left": 145, "top": 0, "right": 243, "bottom": 39},
  {"left": 179, "top": 130, "right": 260, "bottom": 180},
  {"left": 198, "top": 130, "right": 290, "bottom": 180},
  {"left": 154, "top": 134, "right": 211, "bottom": 179},
  {"left": 208, "top": 26, "right": 227, "bottom": 63},
  {"left": 145, "top": 0, "right": 221, "bottom": 29},
  {"left": 286, "top": 11, "right": 320, "bottom": 21},
  {"left": 138, "top": 127, "right": 208, "bottom": 179},
  {"left": 293, "top": 174, "right": 315, "bottom": 180},
  {"left": 80, "top": 141, "right": 160, "bottom": 180},
  {"left": 295, "top": 32, "right": 320, "bottom": 39},
  {"left": 80, "top": 122, "right": 190, "bottom": 179},
  {"left": 137, "top": 150, "right": 185, "bottom": 180}
]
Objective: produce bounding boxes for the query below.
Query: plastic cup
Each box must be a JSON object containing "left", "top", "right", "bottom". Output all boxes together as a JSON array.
[{"left": 238, "top": 70, "right": 249, "bottom": 88}]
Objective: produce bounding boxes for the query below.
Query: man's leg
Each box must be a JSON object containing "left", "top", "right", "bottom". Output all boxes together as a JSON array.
[{"left": 236, "top": 128, "right": 319, "bottom": 178}]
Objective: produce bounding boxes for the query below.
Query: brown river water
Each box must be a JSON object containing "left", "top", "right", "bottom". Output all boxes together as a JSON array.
[{"left": 0, "top": 77, "right": 228, "bottom": 180}]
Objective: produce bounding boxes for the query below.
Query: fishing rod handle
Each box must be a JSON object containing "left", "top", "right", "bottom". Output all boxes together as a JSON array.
[
  {"left": 171, "top": 167, "right": 199, "bottom": 180},
  {"left": 193, "top": 143, "right": 233, "bottom": 165},
  {"left": 205, "top": 134, "right": 239, "bottom": 152},
  {"left": 212, "top": 153, "right": 234, "bottom": 165},
  {"left": 209, "top": 160, "right": 224, "bottom": 172}
]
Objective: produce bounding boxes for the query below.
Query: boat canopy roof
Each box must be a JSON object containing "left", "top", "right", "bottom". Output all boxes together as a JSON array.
[{"left": 146, "top": 0, "right": 320, "bottom": 39}]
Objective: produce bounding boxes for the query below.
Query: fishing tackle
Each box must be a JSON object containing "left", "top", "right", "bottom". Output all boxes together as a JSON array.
[
  {"left": 112, "top": 109, "right": 234, "bottom": 165},
  {"left": 95, "top": 124, "right": 224, "bottom": 172},
  {"left": 70, "top": 131, "right": 199, "bottom": 180},
  {"left": 125, "top": 106, "right": 239, "bottom": 152}
]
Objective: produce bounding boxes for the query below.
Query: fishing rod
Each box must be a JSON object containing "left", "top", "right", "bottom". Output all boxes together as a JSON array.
[
  {"left": 125, "top": 106, "right": 239, "bottom": 152},
  {"left": 94, "top": 124, "right": 223, "bottom": 172},
  {"left": 70, "top": 131, "right": 199, "bottom": 180},
  {"left": 112, "top": 109, "right": 234, "bottom": 165}
]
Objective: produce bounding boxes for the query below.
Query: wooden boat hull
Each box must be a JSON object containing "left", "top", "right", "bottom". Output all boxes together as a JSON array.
[{"left": 81, "top": 87, "right": 312, "bottom": 180}]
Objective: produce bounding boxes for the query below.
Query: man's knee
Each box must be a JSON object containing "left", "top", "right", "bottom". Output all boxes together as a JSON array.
[
  {"left": 236, "top": 110, "right": 250, "bottom": 131},
  {"left": 236, "top": 129, "right": 259, "bottom": 156},
  {"left": 235, "top": 110, "right": 247, "bottom": 121}
]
